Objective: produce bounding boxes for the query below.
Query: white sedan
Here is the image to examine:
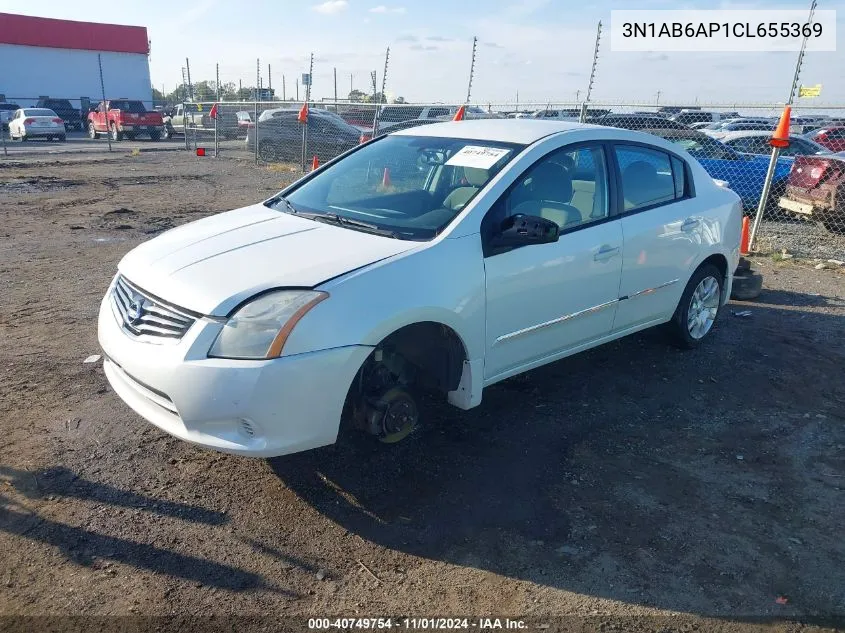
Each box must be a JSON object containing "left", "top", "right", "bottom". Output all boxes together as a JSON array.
[
  {"left": 98, "top": 120, "right": 742, "bottom": 457},
  {"left": 8, "top": 108, "right": 66, "bottom": 141}
]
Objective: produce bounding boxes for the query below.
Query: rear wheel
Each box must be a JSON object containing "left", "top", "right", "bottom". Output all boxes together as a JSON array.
[
  {"left": 149, "top": 130, "right": 161, "bottom": 141},
  {"left": 668, "top": 263, "right": 724, "bottom": 349},
  {"left": 163, "top": 124, "right": 175, "bottom": 140},
  {"left": 110, "top": 122, "right": 123, "bottom": 141},
  {"left": 125, "top": 132, "right": 137, "bottom": 141},
  {"left": 58, "top": 135, "right": 67, "bottom": 142}
]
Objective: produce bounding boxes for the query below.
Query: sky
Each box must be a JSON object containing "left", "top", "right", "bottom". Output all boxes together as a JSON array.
[{"left": 2, "top": 0, "right": 844, "bottom": 106}]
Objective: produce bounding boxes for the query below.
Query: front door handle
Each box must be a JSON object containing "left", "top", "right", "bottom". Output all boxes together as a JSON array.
[
  {"left": 681, "top": 218, "right": 701, "bottom": 231},
  {"left": 594, "top": 245, "right": 620, "bottom": 261}
]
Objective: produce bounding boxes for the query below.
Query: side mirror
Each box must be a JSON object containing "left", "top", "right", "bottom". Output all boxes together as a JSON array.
[{"left": 493, "top": 213, "right": 559, "bottom": 248}]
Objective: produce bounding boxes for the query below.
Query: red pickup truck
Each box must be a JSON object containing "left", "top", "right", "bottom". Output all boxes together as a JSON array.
[{"left": 87, "top": 100, "right": 164, "bottom": 141}]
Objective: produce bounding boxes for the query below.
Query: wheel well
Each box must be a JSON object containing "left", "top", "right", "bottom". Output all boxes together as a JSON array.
[
  {"left": 371, "top": 322, "right": 467, "bottom": 393},
  {"left": 699, "top": 253, "right": 728, "bottom": 281}
]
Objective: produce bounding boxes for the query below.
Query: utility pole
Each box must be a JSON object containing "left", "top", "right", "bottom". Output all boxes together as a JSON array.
[
  {"left": 656, "top": 90, "right": 662, "bottom": 105},
  {"left": 350, "top": 73, "right": 353, "bottom": 97},
  {"left": 296, "top": 78, "right": 299, "bottom": 101},
  {"left": 256, "top": 58, "right": 260, "bottom": 101},
  {"left": 239, "top": 78, "right": 242, "bottom": 97},
  {"left": 466, "top": 36, "right": 477, "bottom": 103},
  {"left": 333, "top": 67, "right": 338, "bottom": 110},
  {"left": 282, "top": 75, "right": 286, "bottom": 101},
  {"left": 268, "top": 64, "right": 272, "bottom": 94},
  {"left": 215, "top": 64, "right": 220, "bottom": 100},
  {"left": 575, "top": 89, "right": 581, "bottom": 103}
]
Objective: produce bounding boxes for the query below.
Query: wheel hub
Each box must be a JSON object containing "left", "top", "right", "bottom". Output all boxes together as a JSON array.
[{"left": 687, "top": 275, "right": 720, "bottom": 340}]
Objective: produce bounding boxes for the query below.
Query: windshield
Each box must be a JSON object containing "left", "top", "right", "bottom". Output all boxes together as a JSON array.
[
  {"left": 272, "top": 135, "right": 524, "bottom": 240},
  {"left": 24, "top": 109, "right": 57, "bottom": 117}
]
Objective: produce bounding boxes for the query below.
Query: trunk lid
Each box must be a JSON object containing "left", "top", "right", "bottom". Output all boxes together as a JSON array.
[{"left": 788, "top": 156, "right": 845, "bottom": 191}]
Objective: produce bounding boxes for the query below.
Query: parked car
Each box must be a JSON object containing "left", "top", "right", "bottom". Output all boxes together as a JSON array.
[
  {"left": 246, "top": 110, "right": 361, "bottom": 162},
  {"left": 0, "top": 102, "right": 21, "bottom": 130},
  {"left": 236, "top": 111, "right": 252, "bottom": 136},
  {"left": 359, "top": 117, "right": 440, "bottom": 142},
  {"left": 720, "top": 131, "right": 833, "bottom": 157},
  {"left": 532, "top": 108, "right": 611, "bottom": 121},
  {"left": 778, "top": 155, "right": 845, "bottom": 232},
  {"left": 8, "top": 108, "right": 66, "bottom": 141},
  {"left": 804, "top": 126, "right": 845, "bottom": 153},
  {"left": 88, "top": 100, "right": 164, "bottom": 141},
  {"left": 594, "top": 113, "right": 690, "bottom": 130},
  {"left": 163, "top": 103, "right": 239, "bottom": 140},
  {"left": 703, "top": 119, "right": 776, "bottom": 139},
  {"left": 97, "top": 119, "right": 741, "bottom": 458},
  {"left": 36, "top": 98, "right": 84, "bottom": 131},
  {"left": 671, "top": 110, "right": 736, "bottom": 126},
  {"left": 377, "top": 104, "right": 501, "bottom": 124},
  {"left": 643, "top": 128, "right": 793, "bottom": 212}
]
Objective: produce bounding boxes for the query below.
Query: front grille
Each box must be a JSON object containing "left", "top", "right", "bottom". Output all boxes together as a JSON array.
[{"left": 111, "top": 275, "right": 196, "bottom": 342}]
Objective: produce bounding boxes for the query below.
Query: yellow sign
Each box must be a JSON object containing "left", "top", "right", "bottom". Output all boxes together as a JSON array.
[{"left": 799, "top": 84, "right": 822, "bottom": 98}]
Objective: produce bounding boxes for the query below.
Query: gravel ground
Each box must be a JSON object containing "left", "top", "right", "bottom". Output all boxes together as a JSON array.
[{"left": 1, "top": 150, "right": 844, "bottom": 633}]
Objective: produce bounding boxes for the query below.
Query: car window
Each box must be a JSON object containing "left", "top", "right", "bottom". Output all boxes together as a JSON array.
[
  {"left": 280, "top": 135, "right": 523, "bottom": 240},
  {"left": 662, "top": 135, "right": 736, "bottom": 160},
  {"left": 427, "top": 107, "right": 450, "bottom": 118},
  {"left": 615, "top": 145, "right": 683, "bottom": 211},
  {"left": 23, "top": 109, "right": 57, "bottom": 117},
  {"left": 484, "top": 144, "right": 609, "bottom": 239}
]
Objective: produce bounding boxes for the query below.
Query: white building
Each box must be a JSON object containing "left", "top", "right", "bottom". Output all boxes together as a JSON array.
[{"left": 0, "top": 12, "right": 152, "bottom": 109}]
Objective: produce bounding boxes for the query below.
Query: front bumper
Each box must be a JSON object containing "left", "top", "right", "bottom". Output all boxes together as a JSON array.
[{"left": 97, "top": 289, "right": 371, "bottom": 457}]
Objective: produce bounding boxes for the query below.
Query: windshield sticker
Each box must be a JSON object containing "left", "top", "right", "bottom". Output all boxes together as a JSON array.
[{"left": 445, "top": 146, "right": 511, "bottom": 169}]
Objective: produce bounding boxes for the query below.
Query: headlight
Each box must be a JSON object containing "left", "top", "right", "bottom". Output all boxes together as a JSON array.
[{"left": 208, "top": 290, "right": 328, "bottom": 360}]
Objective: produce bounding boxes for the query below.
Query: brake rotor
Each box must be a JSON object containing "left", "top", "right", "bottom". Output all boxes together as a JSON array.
[{"left": 373, "top": 387, "right": 418, "bottom": 444}]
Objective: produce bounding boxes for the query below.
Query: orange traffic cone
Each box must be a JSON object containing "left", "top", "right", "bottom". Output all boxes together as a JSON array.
[
  {"left": 381, "top": 167, "right": 391, "bottom": 188},
  {"left": 740, "top": 216, "right": 750, "bottom": 255},
  {"left": 297, "top": 102, "right": 309, "bottom": 124},
  {"left": 453, "top": 105, "right": 466, "bottom": 121},
  {"left": 769, "top": 105, "right": 791, "bottom": 148},
  {"left": 311, "top": 155, "right": 319, "bottom": 170}
]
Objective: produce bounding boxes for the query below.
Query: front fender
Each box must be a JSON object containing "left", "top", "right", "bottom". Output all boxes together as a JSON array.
[{"left": 281, "top": 234, "right": 487, "bottom": 362}]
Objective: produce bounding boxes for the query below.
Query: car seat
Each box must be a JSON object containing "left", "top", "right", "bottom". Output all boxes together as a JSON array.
[
  {"left": 443, "top": 167, "right": 489, "bottom": 210},
  {"left": 511, "top": 162, "right": 582, "bottom": 228}
]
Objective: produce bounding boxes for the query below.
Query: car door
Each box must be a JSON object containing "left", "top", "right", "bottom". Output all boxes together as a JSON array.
[
  {"left": 612, "top": 143, "right": 702, "bottom": 332},
  {"left": 483, "top": 143, "right": 623, "bottom": 381}
]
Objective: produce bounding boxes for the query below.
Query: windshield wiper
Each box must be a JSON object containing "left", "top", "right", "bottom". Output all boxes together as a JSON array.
[{"left": 300, "top": 212, "right": 400, "bottom": 239}]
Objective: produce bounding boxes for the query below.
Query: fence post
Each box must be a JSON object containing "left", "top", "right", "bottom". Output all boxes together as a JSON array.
[
  {"left": 1, "top": 120, "right": 7, "bottom": 157},
  {"left": 254, "top": 100, "right": 259, "bottom": 164},
  {"left": 97, "top": 54, "right": 112, "bottom": 152},
  {"left": 214, "top": 102, "right": 219, "bottom": 158},
  {"left": 182, "top": 101, "right": 189, "bottom": 151},
  {"left": 749, "top": 146, "right": 782, "bottom": 251}
]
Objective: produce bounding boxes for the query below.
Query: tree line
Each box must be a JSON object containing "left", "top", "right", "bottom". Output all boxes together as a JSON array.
[{"left": 153, "top": 81, "right": 404, "bottom": 105}]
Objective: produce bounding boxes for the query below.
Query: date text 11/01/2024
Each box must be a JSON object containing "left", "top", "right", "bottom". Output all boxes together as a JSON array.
[
  {"left": 621, "top": 21, "right": 823, "bottom": 38},
  {"left": 308, "top": 618, "right": 528, "bottom": 630}
]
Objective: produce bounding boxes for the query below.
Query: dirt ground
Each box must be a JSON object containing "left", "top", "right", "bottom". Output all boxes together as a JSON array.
[{"left": 1, "top": 150, "right": 844, "bottom": 633}]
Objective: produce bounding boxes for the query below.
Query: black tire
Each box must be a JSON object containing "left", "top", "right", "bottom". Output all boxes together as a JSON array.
[
  {"left": 46, "top": 135, "right": 53, "bottom": 142},
  {"left": 58, "top": 135, "right": 67, "bottom": 142},
  {"left": 258, "top": 140, "right": 278, "bottom": 162},
  {"left": 88, "top": 122, "right": 98, "bottom": 139},
  {"left": 110, "top": 123, "right": 123, "bottom": 141},
  {"left": 149, "top": 130, "right": 161, "bottom": 141},
  {"left": 667, "top": 263, "right": 724, "bottom": 349},
  {"left": 125, "top": 132, "right": 137, "bottom": 141},
  {"left": 731, "top": 270, "right": 763, "bottom": 301},
  {"left": 163, "top": 124, "right": 175, "bottom": 140}
]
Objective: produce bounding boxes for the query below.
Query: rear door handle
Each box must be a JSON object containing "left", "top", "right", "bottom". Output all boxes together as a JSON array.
[
  {"left": 681, "top": 218, "right": 701, "bottom": 231},
  {"left": 594, "top": 245, "right": 620, "bottom": 261}
]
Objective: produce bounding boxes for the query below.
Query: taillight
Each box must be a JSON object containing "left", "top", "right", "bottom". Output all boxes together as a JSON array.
[
  {"left": 52, "top": 118, "right": 63, "bottom": 124},
  {"left": 24, "top": 118, "right": 35, "bottom": 124},
  {"left": 810, "top": 166, "right": 826, "bottom": 179}
]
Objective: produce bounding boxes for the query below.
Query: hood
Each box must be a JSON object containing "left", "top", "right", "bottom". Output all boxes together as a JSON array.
[{"left": 118, "top": 203, "right": 418, "bottom": 316}]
